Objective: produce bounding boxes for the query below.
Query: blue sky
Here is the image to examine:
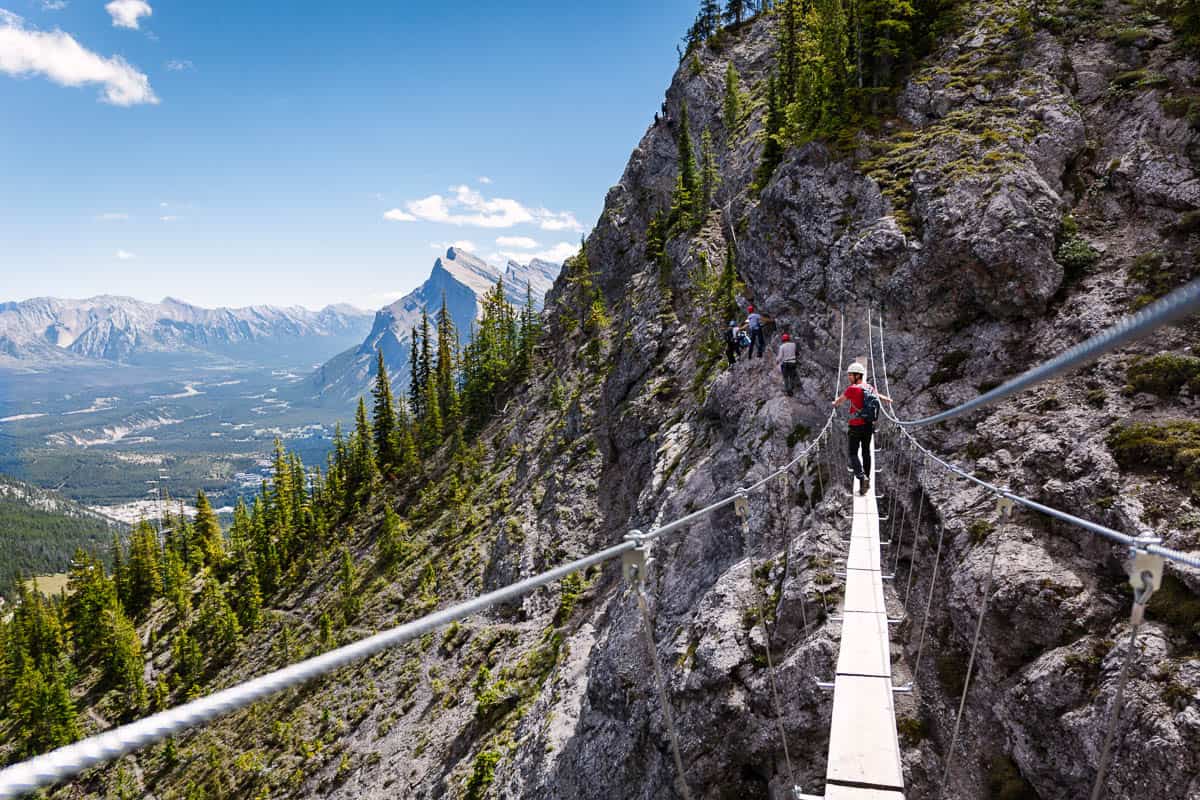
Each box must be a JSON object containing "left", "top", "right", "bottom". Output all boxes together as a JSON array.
[{"left": 0, "top": 0, "right": 697, "bottom": 310}]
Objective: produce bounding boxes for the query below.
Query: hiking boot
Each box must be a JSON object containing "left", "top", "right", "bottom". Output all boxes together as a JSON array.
[{"left": 860, "top": 477, "right": 870, "bottom": 496}]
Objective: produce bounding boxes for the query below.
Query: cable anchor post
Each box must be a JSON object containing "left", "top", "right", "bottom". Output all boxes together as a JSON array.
[{"left": 1126, "top": 536, "right": 1164, "bottom": 623}]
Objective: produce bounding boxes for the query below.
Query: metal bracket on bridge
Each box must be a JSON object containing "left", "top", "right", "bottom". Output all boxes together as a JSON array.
[
  {"left": 813, "top": 677, "right": 836, "bottom": 690},
  {"left": 892, "top": 683, "right": 914, "bottom": 694},
  {"left": 734, "top": 489, "right": 749, "bottom": 519},
  {"left": 1127, "top": 535, "right": 1165, "bottom": 623},
  {"left": 996, "top": 496, "right": 1016, "bottom": 520},
  {"left": 622, "top": 530, "right": 649, "bottom": 586}
]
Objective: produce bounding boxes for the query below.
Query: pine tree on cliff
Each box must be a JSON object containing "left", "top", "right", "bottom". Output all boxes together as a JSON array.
[
  {"left": 408, "top": 324, "right": 424, "bottom": 421},
  {"left": 700, "top": 128, "right": 720, "bottom": 210},
  {"left": 723, "top": 0, "right": 748, "bottom": 25},
  {"left": 754, "top": 71, "right": 785, "bottom": 190},
  {"left": 345, "top": 397, "right": 379, "bottom": 505},
  {"left": 194, "top": 490, "right": 225, "bottom": 568},
  {"left": 394, "top": 397, "right": 419, "bottom": 476},
  {"left": 8, "top": 665, "right": 79, "bottom": 755},
  {"left": 64, "top": 549, "right": 116, "bottom": 665},
  {"left": 100, "top": 604, "right": 146, "bottom": 709},
  {"left": 670, "top": 101, "right": 702, "bottom": 231},
  {"left": 123, "top": 522, "right": 163, "bottom": 615},
  {"left": 435, "top": 293, "right": 462, "bottom": 435},
  {"left": 372, "top": 348, "right": 401, "bottom": 473},
  {"left": 722, "top": 60, "right": 743, "bottom": 137},
  {"left": 777, "top": 0, "right": 803, "bottom": 103}
]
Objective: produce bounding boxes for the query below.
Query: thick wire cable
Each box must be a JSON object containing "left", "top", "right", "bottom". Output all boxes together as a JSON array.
[
  {"left": 873, "top": 315, "right": 1200, "bottom": 570},
  {"left": 887, "top": 278, "right": 1200, "bottom": 427},
  {"left": 938, "top": 530, "right": 1002, "bottom": 798}
]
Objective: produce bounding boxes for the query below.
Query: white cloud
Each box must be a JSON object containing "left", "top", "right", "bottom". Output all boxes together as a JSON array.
[
  {"left": 41, "top": 1, "right": 68, "bottom": 11},
  {"left": 165, "top": 58, "right": 192, "bottom": 71},
  {"left": 478, "top": 176, "right": 492, "bottom": 184},
  {"left": 105, "top": 0, "right": 151, "bottom": 29},
  {"left": 115, "top": 249, "right": 135, "bottom": 260},
  {"left": 159, "top": 215, "right": 178, "bottom": 222},
  {"left": 496, "top": 236, "right": 538, "bottom": 249},
  {"left": 383, "top": 184, "right": 583, "bottom": 232},
  {"left": 96, "top": 211, "right": 128, "bottom": 220},
  {"left": 0, "top": 11, "right": 158, "bottom": 105}
]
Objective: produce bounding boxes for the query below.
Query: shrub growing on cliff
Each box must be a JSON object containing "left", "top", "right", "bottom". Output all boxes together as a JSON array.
[
  {"left": 1107, "top": 420, "right": 1200, "bottom": 494},
  {"left": 1125, "top": 353, "right": 1200, "bottom": 397}
]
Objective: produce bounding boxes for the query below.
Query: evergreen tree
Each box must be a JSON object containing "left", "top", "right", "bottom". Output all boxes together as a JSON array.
[
  {"left": 65, "top": 550, "right": 116, "bottom": 665},
  {"left": 754, "top": 71, "right": 785, "bottom": 190},
  {"left": 172, "top": 629, "right": 203, "bottom": 691},
  {"left": 722, "top": 60, "right": 743, "bottom": 136},
  {"left": 700, "top": 129, "right": 720, "bottom": 211},
  {"left": 344, "top": 398, "right": 379, "bottom": 506},
  {"left": 394, "top": 398, "right": 419, "bottom": 477},
  {"left": 377, "top": 506, "right": 410, "bottom": 570},
  {"left": 101, "top": 605, "right": 146, "bottom": 709},
  {"left": 119, "top": 522, "right": 161, "bottom": 617},
  {"left": 162, "top": 546, "right": 191, "bottom": 619},
  {"left": 9, "top": 665, "right": 79, "bottom": 756},
  {"left": 372, "top": 349, "right": 401, "bottom": 473},
  {"left": 193, "top": 491, "right": 225, "bottom": 569},
  {"left": 194, "top": 575, "right": 241, "bottom": 656},
  {"left": 669, "top": 101, "right": 702, "bottom": 232},
  {"left": 724, "top": 0, "right": 749, "bottom": 24},
  {"left": 434, "top": 294, "right": 462, "bottom": 435},
  {"left": 408, "top": 325, "right": 424, "bottom": 421}
]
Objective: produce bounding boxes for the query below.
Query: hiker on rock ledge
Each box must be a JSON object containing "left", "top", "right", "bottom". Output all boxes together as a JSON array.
[
  {"left": 832, "top": 361, "right": 892, "bottom": 495},
  {"left": 777, "top": 333, "right": 797, "bottom": 396}
]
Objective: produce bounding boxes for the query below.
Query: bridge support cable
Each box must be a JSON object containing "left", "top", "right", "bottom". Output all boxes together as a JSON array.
[
  {"left": 901, "top": 480, "right": 928, "bottom": 611},
  {"left": 884, "top": 278, "right": 1200, "bottom": 428},
  {"left": 738, "top": 495, "right": 801, "bottom": 798},
  {"left": 909, "top": 522, "right": 947, "bottom": 686},
  {"left": 1088, "top": 548, "right": 1164, "bottom": 800},
  {"left": 937, "top": 500, "right": 1010, "bottom": 798},
  {"left": 871, "top": 315, "right": 1200, "bottom": 571},
  {"left": 626, "top": 541, "right": 693, "bottom": 800}
]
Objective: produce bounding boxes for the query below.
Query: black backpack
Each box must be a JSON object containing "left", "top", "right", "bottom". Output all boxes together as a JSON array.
[{"left": 855, "top": 386, "right": 881, "bottom": 424}]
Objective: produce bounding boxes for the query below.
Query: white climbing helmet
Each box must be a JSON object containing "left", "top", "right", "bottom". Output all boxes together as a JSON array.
[{"left": 847, "top": 361, "right": 867, "bottom": 375}]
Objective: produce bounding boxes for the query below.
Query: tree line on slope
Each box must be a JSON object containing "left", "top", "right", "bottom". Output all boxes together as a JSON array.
[{"left": 0, "top": 281, "right": 543, "bottom": 764}]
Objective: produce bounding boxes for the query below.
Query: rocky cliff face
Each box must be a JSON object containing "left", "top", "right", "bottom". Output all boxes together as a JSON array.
[
  {"left": 0, "top": 295, "right": 372, "bottom": 367},
  {"left": 311, "top": 248, "right": 559, "bottom": 403},
  {"left": 46, "top": 2, "right": 1199, "bottom": 799}
]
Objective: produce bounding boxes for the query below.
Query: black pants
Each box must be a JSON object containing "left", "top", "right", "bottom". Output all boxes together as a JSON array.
[
  {"left": 750, "top": 327, "right": 765, "bottom": 357},
  {"left": 781, "top": 363, "right": 797, "bottom": 395},
  {"left": 725, "top": 340, "right": 739, "bottom": 364},
  {"left": 848, "top": 424, "right": 873, "bottom": 478}
]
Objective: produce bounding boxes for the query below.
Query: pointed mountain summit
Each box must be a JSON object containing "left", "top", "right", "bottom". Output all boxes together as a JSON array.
[{"left": 311, "top": 247, "right": 561, "bottom": 403}]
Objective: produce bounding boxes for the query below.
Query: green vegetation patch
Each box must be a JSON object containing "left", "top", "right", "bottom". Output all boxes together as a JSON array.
[
  {"left": 1145, "top": 573, "right": 1200, "bottom": 641},
  {"left": 1107, "top": 420, "right": 1200, "bottom": 494},
  {"left": 1111, "top": 69, "right": 1169, "bottom": 89},
  {"left": 1125, "top": 354, "right": 1200, "bottom": 397}
]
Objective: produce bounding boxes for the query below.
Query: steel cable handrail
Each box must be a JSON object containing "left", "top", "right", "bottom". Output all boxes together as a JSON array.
[
  {"left": 872, "top": 315, "right": 1200, "bottom": 569},
  {"left": 0, "top": 316, "right": 847, "bottom": 799},
  {"left": 885, "top": 278, "right": 1200, "bottom": 428}
]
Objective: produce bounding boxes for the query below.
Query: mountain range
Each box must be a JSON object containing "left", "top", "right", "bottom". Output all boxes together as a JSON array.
[
  {"left": 311, "top": 247, "right": 560, "bottom": 402},
  {"left": 0, "top": 296, "right": 374, "bottom": 368}
]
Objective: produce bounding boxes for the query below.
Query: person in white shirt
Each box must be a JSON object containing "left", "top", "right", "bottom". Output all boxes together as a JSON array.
[{"left": 777, "top": 333, "right": 798, "bottom": 396}]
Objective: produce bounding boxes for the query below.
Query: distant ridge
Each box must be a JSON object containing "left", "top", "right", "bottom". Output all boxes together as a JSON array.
[{"left": 0, "top": 295, "right": 374, "bottom": 367}]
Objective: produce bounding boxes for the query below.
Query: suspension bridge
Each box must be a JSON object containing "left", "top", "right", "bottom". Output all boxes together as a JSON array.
[{"left": 1, "top": 278, "right": 1198, "bottom": 800}]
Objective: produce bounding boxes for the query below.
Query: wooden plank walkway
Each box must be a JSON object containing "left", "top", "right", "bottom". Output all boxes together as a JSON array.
[{"left": 802, "top": 439, "right": 905, "bottom": 798}]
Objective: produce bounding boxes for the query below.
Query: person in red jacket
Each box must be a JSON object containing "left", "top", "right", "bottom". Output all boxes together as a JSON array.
[{"left": 832, "top": 361, "right": 892, "bottom": 495}]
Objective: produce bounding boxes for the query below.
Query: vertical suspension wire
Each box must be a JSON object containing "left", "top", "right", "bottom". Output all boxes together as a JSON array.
[
  {"left": 752, "top": 580, "right": 799, "bottom": 794},
  {"left": 902, "top": 478, "right": 928, "bottom": 609},
  {"left": 891, "top": 455, "right": 921, "bottom": 574},
  {"left": 1088, "top": 571, "right": 1155, "bottom": 800},
  {"left": 938, "top": 524, "right": 1003, "bottom": 798},
  {"left": 911, "top": 523, "right": 947, "bottom": 682},
  {"left": 635, "top": 586, "right": 693, "bottom": 800}
]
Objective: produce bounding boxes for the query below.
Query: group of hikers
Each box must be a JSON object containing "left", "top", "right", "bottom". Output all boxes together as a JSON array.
[{"left": 723, "top": 304, "right": 892, "bottom": 496}]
